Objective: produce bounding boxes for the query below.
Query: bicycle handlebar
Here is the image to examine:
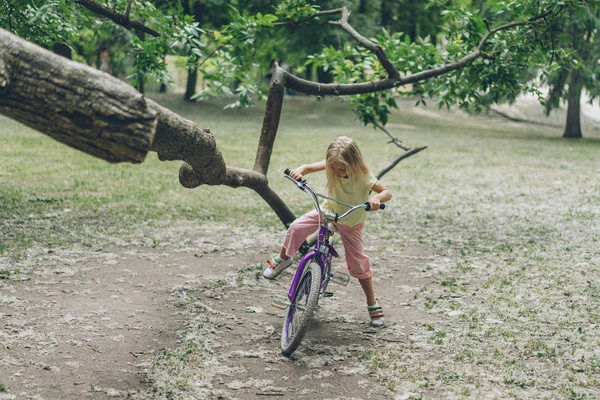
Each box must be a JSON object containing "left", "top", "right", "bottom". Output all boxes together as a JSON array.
[{"left": 284, "top": 169, "right": 386, "bottom": 221}]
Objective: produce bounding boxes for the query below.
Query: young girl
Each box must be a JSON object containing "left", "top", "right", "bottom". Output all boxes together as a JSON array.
[{"left": 263, "top": 136, "right": 392, "bottom": 327}]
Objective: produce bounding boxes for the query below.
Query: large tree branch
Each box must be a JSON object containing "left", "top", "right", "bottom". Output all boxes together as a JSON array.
[
  {"left": 284, "top": 51, "right": 481, "bottom": 96},
  {"left": 284, "top": 8, "right": 552, "bottom": 96},
  {"left": 0, "top": 28, "right": 225, "bottom": 187},
  {"left": 0, "top": 29, "right": 156, "bottom": 163},
  {"left": 0, "top": 7, "right": 557, "bottom": 230},
  {"left": 75, "top": 0, "right": 160, "bottom": 37},
  {"left": 329, "top": 8, "right": 400, "bottom": 79},
  {"left": 254, "top": 66, "right": 286, "bottom": 175}
]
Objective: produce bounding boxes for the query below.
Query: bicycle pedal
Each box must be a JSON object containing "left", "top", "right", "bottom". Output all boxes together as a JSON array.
[
  {"left": 323, "top": 292, "right": 334, "bottom": 297},
  {"left": 271, "top": 295, "right": 290, "bottom": 309}
]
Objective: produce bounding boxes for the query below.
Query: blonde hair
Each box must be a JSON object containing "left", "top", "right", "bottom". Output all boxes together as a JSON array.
[{"left": 325, "top": 136, "right": 370, "bottom": 193}]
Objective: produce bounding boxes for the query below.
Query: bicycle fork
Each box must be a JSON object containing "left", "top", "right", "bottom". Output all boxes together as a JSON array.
[{"left": 271, "top": 246, "right": 349, "bottom": 310}]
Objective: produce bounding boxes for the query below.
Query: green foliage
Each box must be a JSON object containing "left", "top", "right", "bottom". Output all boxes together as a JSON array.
[
  {"left": 0, "top": 0, "right": 83, "bottom": 45},
  {"left": 541, "top": 1, "right": 600, "bottom": 114},
  {"left": 190, "top": 5, "right": 279, "bottom": 106},
  {"left": 0, "top": 0, "right": 205, "bottom": 88},
  {"left": 2, "top": 0, "right": 587, "bottom": 129},
  {"left": 274, "top": 0, "right": 319, "bottom": 21},
  {"left": 292, "top": 0, "right": 580, "bottom": 125}
]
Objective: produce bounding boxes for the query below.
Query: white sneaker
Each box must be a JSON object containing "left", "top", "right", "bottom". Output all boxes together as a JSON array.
[
  {"left": 263, "top": 256, "right": 293, "bottom": 279},
  {"left": 368, "top": 302, "right": 385, "bottom": 327}
]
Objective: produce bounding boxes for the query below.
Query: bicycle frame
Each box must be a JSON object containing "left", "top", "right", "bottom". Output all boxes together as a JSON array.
[{"left": 287, "top": 220, "right": 339, "bottom": 302}]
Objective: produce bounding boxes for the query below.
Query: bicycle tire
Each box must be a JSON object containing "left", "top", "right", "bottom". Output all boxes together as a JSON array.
[{"left": 280, "top": 261, "right": 321, "bottom": 356}]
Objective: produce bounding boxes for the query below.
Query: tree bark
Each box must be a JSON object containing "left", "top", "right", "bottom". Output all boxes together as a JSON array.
[
  {"left": 147, "top": 99, "right": 226, "bottom": 185},
  {"left": 254, "top": 67, "right": 285, "bottom": 175},
  {"left": 563, "top": 68, "right": 583, "bottom": 139},
  {"left": 0, "top": 29, "right": 156, "bottom": 163}
]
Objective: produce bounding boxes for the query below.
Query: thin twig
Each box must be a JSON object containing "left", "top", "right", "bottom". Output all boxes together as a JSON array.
[
  {"left": 477, "top": 9, "right": 555, "bottom": 51},
  {"left": 275, "top": 7, "right": 400, "bottom": 80},
  {"left": 329, "top": 8, "right": 400, "bottom": 79},
  {"left": 376, "top": 146, "right": 428, "bottom": 181},
  {"left": 373, "top": 119, "right": 410, "bottom": 151},
  {"left": 125, "top": 0, "right": 132, "bottom": 19},
  {"left": 273, "top": 8, "right": 345, "bottom": 26},
  {"left": 196, "top": 37, "right": 233, "bottom": 70},
  {"left": 75, "top": 0, "right": 159, "bottom": 37}
]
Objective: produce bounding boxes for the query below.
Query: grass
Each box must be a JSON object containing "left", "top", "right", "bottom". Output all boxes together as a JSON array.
[{"left": 2, "top": 92, "right": 600, "bottom": 398}]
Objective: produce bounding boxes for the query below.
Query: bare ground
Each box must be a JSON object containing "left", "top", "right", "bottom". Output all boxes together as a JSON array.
[
  {"left": 2, "top": 98, "right": 600, "bottom": 400},
  {"left": 0, "top": 222, "right": 441, "bottom": 400}
]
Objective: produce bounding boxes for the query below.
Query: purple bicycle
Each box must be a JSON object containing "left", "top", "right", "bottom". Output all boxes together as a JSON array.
[{"left": 272, "top": 169, "right": 385, "bottom": 356}]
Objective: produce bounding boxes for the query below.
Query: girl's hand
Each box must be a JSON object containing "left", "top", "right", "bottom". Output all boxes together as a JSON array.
[
  {"left": 289, "top": 167, "right": 304, "bottom": 181},
  {"left": 368, "top": 197, "right": 381, "bottom": 211}
]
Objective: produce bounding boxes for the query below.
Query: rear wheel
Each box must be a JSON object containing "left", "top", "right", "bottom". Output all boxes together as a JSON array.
[{"left": 280, "top": 261, "right": 321, "bottom": 356}]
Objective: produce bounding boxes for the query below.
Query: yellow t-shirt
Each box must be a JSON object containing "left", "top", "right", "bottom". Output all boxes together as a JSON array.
[{"left": 322, "top": 173, "right": 378, "bottom": 226}]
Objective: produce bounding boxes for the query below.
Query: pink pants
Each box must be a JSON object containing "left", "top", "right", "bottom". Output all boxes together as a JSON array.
[{"left": 282, "top": 210, "right": 372, "bottom": 279}]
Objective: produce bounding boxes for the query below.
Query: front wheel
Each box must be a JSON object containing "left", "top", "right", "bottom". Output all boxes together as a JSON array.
[{"left": 281, "top": 261, "right": 321, "bottom": 356}]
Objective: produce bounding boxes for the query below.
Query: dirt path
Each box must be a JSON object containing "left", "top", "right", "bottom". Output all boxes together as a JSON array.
[{"left": 0, "top": 225, "right": 438, "bottom": 399}]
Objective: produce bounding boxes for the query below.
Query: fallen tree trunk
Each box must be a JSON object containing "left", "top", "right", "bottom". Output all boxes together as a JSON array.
[
  {"left": 0, "top": 29, "right": 227, "bottom": 185},
  {"left": 0, "top": 29, "right": 156, "bottom": 163},
  {"left": 0, "top": 28, "right": 294, "bottom": 224}
]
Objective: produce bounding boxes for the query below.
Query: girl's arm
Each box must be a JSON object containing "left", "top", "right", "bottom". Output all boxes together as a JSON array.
[
  {"left": 289, "top": 161, "right": 326, "bottom": 180},
  {"left": 368, "top": 182, "right": 392, "bottom": 211}
]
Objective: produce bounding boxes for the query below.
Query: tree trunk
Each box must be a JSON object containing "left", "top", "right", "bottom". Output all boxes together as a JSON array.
[
  {"left": 185, "top": 69, "right": 198, "bottom": 101},
  {"left": 52, "top": 43, "right": 73, "bottom": 59},
  {"left": 160, "top": 55, "right": 167, "bottom": 92},
  {"left": 183, "top": 0, "right": 203, "bottom": 102},
  {"left": 408, "top": 0, "right": 419, "bottom": 41},
  {"left": 380, "top": 1, "right": 392, "bottom": 30},
  {"left": 563, "top": 69, "right": 583, "bottom": 139},
  {"left": 0, "top": 29, "right": 156, "bottom": 163},
  {"left": 135, "top": 32, "right": 146, "bottom": 94},
  {"left": 358, "top": 0, "right": 367, "bottom": 13},
  {"left": 316, "top": 66, "right": 333, "bottom": 84}
]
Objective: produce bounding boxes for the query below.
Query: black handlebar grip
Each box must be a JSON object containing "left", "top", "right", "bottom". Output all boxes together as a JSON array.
[
  {"left": 285, "top": 168, "right": 305, "bottom": 183},
  {"left": 364, "top": 202, "right": 386, "bottom": 211}
]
